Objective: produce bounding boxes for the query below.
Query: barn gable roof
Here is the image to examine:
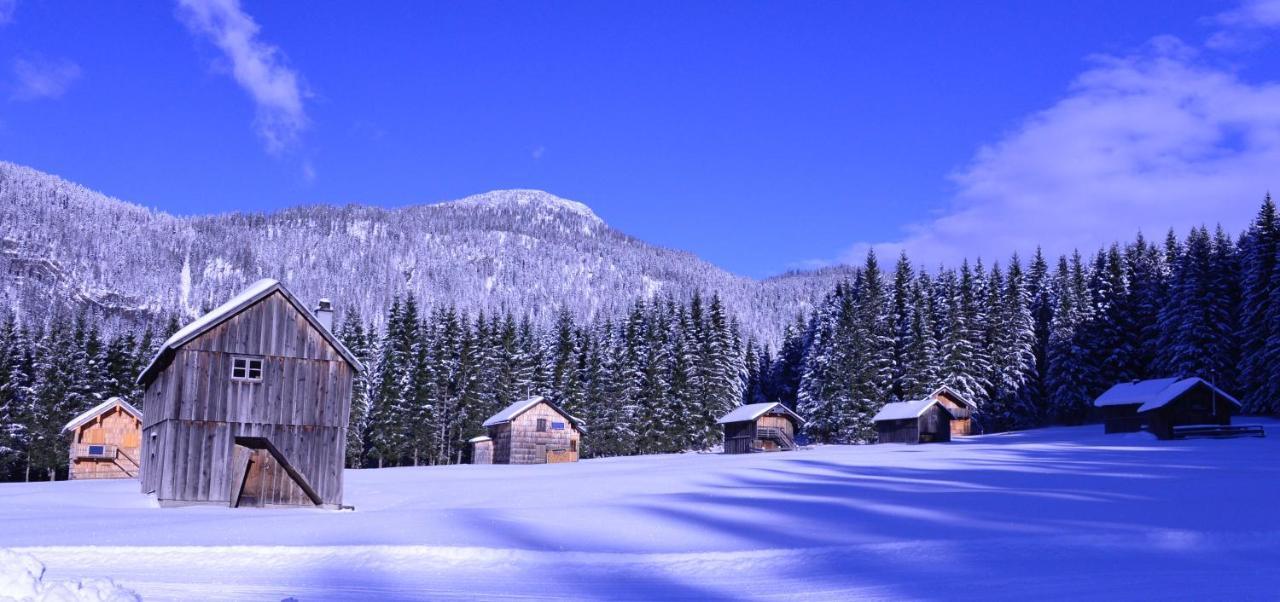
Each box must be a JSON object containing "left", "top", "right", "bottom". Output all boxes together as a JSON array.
[
  {"left": 872, "top": 398, "right": 939, "bottom": 422},
  {"left": 62, "top": 397, "right": 142, "bottom": 433},
  {"left": 716, "top": 402, "right": 806, "bottom": 425},
  {"left": 1093, "top": 377, "right": 1240, "bottom": 412},
  {"left": 482, "top": 396, "right": 587, "bottom": 431},
  {"left": 136, "top": 279, "right": 364, "bottom": 386},
  {"left": 929, "top": 385, "right": 976, "bottom": 409}
]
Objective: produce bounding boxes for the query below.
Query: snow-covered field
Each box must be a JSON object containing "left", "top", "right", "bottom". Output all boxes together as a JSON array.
[{"left": 3, "top": 422, "right": 1278, "bottom": 601}]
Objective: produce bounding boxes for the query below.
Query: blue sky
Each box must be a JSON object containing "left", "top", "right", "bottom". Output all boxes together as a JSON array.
[{"left": 2, "top": 1, "right": 1279, "bottom": 277}]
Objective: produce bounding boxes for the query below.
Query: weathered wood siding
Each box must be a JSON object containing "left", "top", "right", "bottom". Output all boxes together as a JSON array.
[
  {"left": 471, "top": 440, "right": 493, "bottom": 464},
  {"left": 722, "top": 421, "right": 757, "bottom": 454},
  {"left": 876, "top": 418, "right": 920, "bottom": 444},
  {"left": 1101, "top": 404, "right": 1144, "bottom": 434},
  {"left": 487, "top": 401, "right": 581, "bottom": 464},
  {"left": 68, "top": 405, "right": 142, "bottom": 480},
  {"left": 1144, "top": 384, "right": 1235, "bottom": 440},
  {"left": 918, "top": 404, "right": 951, "bottom": 443},
  {"left": 139, "top": 290, "right": 352, "bottom": 507}
]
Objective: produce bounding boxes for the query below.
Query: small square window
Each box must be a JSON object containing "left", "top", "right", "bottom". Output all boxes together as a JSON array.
[
  {"left": 232, "top": 357, "right": 264, "bottom": 382},
  {"left": 536, "top": 418, "right": 547, "bottom": 432}
]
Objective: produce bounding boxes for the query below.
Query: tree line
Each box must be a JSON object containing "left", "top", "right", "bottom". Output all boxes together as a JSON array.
[{"left": 2, "top": 195, "right": 1278, "bottom": 480}]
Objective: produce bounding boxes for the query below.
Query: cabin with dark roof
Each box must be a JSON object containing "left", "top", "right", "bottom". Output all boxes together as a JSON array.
[
  {"left": 1094, "top": 377, "right": 1242, "bottom": 439},
  {"left": 62, "top": 397, "right": 143, "bottom": 480},
  {"left": 476, "top": 396, "right": 585, "bottom": 464},
  {"left": 717, "top": 402, "right": 804, "bottom": 454},
  {"left": 137, "top": 279, "right": 362, "bottom": 509},
  {"left": 873, "top": 398, "right": 953, "bottom": 444}
]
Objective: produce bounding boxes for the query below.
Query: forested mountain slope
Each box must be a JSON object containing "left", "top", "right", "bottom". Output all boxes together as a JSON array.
[{"left": 0, "top": 161, "right": 845, "bottom": 342}]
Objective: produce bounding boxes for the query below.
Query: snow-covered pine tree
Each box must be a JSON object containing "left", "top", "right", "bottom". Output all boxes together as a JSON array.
[
  {"left": 337, "top": 306, "right": 373, "bottom": 468},
  {"left": 1046, "top": 254, "right": 1093, "bottom": 424},
  {"left": 1237, "top": 195, "right": 1278, "bottom": 413}
]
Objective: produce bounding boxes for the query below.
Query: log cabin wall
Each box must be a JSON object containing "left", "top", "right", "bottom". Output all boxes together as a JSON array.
[
  {"left": 933, "top": 392, "right": 972, "bottom": 436},
  {"left": 68, "top": 405, "right": 142, "bottom": 479},
  {"left": 491, "top": 401, "right": 581, "bottom": 464},
  {"left": 139, "top": 290, "right": 352, "bottom": 507},
  {"left": 918, "top": 404, "right": 951, "bottom": 443}
]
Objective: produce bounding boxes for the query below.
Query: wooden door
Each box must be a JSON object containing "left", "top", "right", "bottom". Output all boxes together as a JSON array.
[
  {"left": 231, "top": 447, "right": 269, "bottom": 508},
  {"left": 535, "top": 444, "right": 547, "bottom": 464}
]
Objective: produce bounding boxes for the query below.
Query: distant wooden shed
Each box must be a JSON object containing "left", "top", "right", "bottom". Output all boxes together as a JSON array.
[
  {"left": 469, "top": 435, "right": 493, "bottom": 465},
  {"left": 137, "top": 279, "right": 363, "bottom": 508},
  {"left": 873, "top": 398, "right": 952, "bottom": 444},
  {"left": 1094, "top": 377, "right": 1241, "bottom": 439},
  {"left": 479, "top": 396, "right": 585, "bottom": 464},
  {"left": 717, "top": 402, "right": 804, "bottom": 454},
  {"left": 62, "top": 397, "right": 143, "bottom": 480}
]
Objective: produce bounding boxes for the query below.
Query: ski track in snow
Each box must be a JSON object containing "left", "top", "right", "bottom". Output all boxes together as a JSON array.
[{"left": 3, "top": 422, "right": 1280, "bottom": 601}]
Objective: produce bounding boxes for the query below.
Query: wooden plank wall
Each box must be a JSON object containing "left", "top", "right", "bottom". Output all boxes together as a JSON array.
[
  {"left": 492, "top": 402, "right": 581, "bottom": 464},
  {"left": 722, "top": 421, "right": 756, "bottom": 454},
  {"left": 876, "top": 419, "right": 920, "bottom": 444},
  {"left": 139, "top": 291, "right": 352, "bottom": 507},
  {"left": 68, "top": 405, "right": 142, "bottom": 480}
]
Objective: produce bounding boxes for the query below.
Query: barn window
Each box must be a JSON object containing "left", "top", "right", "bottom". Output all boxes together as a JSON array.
[
  {"left": 551, "top": 421, "right": 565, "bottom": 430},
  {"left": 537, "top": 418, "right": 547, "bottom": 432},
  {"left": 232, "top": 357, "right": 264, "bottom": 382}
]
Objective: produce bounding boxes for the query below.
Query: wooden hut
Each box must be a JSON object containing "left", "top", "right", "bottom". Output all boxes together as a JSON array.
[
  {"left": 717, "top": 402, "right": 804, "bottom": 454},
  {"left": 62, "top": 397, "right": 143, "bottom": 480},
  {"left": 469, "top": 435, "right": 493, "bottom": 464},
  {"left": 927, "top": 385, "right": 977, "bottom": 436},
  {"left": 1094, "top": 377, "right": 1241, "bottom": 439},
  {"left": 479, "top": 396, "right": 585, "bottom": 464},
  {"left": 136, "top": 279, "right": 363, "bottom": 509},
  {"left": 873, "top": 398, "right": 952, "bottom": 444}
]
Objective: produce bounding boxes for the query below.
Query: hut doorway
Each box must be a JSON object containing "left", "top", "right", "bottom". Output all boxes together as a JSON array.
[{"left": 229, "top": 437, "right": 324, "bottom": 508}]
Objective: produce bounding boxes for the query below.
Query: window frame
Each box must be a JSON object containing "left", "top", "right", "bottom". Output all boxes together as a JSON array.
[
  {"left": 536, "top": 418, "right": 547, "bottom": 432},
  {"left": 231, "top": 356, "right": 265, "bottom": 383}
]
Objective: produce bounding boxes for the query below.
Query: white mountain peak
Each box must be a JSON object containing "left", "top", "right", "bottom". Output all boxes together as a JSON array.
[{"left": 444, "top": 189, "right": 603, "bottom": 224}]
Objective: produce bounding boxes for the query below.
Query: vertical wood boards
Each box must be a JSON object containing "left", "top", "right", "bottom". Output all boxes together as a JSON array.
[
  {"left": 139, "top": 289, "right": 354, "bottom": 508},
  {"left": 486, "top": 401, "right": 583, "bottom": 464}
]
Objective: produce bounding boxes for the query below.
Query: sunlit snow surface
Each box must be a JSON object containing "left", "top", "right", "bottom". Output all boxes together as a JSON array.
[{"left": 3, "top": 422, "right": 1278, "bottom": 601}]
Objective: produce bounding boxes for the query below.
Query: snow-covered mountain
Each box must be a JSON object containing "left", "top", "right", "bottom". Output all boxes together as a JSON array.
[{"left": 0, "top": 161, "right": 848, "bottom": 341}]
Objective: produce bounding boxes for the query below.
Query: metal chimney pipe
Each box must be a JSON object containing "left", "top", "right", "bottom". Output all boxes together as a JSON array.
[{"left": 313, "top": 298, "right": 334, "bottom": 332}]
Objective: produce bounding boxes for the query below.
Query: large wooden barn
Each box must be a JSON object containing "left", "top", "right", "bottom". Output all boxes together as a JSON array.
[
  {"left": 137, "top": 279, "right": 362, "bottom": 508},
  {"left": 873, "top": 398, "right": 953, "bottom": 444},
  {"left": 1094, "top": 377, "right": 1241, "bottom": 439},
  {"left": 717, "top": 402, "right": 804, "bottom": 454},
  {"left": 62, "top": 397, "right": 143, "bottom": 480},
  {"left": 475, "top": 396, "right": 585, "bottom": 464}
]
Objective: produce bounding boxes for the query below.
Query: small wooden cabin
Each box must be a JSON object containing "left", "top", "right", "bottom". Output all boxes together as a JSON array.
[
  {"left": 137, "top": 279, "right": 363, "bottom": 509},
  {"left": 1094, "top": 377, "right": 1241, "bottom": 439},
  {"left": 927, "top": 385, "right": 977, "bottom": 436},
  {"left": 873, "top": 398, "right": 952, "bottom": 444},
  {"left": 469, "top": 435, "right": 493, "bottom": 465},
  {"left": 62, "top": 397, "right": 143, "bottom": 480},
  {"left": 717, "top": 402, "right": 805, "bottom": 454},
  {"left": 479, "top": 396, "right": 585, "bottom": 464}
]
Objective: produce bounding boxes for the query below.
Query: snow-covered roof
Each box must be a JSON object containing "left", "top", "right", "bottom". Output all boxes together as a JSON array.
[
  {"left": 1093, "top": 377, "right": 1181, "bottom": 407},
  {"left": 1093, "top": 377, "right": 1241, "bottom": 413},
  {"left": 467, "top": 435, "right": 491, "bottom": 443},
  {"left": 482, "top": 396, "right": 586, "bottom": 431},
  {"left": 137, "top": 279, "right": 364, "bottom": 386},
  {"left": 716, "top": 402, "right": 805, "bottom": 425},
  {"left": 62, "top": 397, "right": 142, "bottom": 433},
  {"left": 872, "top": 398, "right": 939, "bottom": 422}
]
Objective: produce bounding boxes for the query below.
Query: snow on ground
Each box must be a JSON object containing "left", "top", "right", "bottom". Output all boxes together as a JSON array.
[{"left": 2, "top": 422, "right": 1279, "bottom": 601}]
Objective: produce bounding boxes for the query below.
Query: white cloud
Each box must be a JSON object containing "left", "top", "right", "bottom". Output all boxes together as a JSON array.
[
  {"left": 176, "top": 0, "right": 308, "bottom": 155},
  {"left": 10, "top": 57, "right": 81, "bottom": 101},
  {"left": 0, "top": 0, "right": 16, "bottom": 26},
  {"left": 1215, "top": 0, "right": 1280, "bottom": 28},
  {"left": 847, "top": 35, "right": 1280, "bottom": 267}
]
